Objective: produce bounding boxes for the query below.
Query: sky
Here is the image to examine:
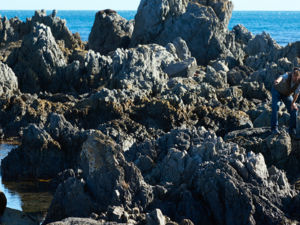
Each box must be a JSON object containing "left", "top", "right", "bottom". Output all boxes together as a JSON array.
[{"left": 1, "top": 0, "right": 300, "bottom": 11}]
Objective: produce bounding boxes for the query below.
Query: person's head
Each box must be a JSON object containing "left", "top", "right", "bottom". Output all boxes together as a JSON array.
[{"left": 292, "top": 67, "right": 300, "bottom": 82}]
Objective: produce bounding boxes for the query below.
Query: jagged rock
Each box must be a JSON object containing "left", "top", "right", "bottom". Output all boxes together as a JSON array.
[
  {"left": 131, "top": 0, "right": 234, "bottom": 65},
  {"left": 245, "top": 62, "right": 291, "bottom": 90},
  {"left": 288, "top": 193, "right": 300, "bottom": 221},
  {"left": 0, "top": 61, "right": 18, "bottom": 97},
  {"left": 195, "top": 105, "right": 253, "bottom": 136},
  {"left": 197, "top": 0, "right": 233, "bottom": 26},
  {"left": 45, "top": 113, "right": 77, "bottom": 139},
  {"left": 79, "top": 130, "right": 153, "bottom": 211},
  {"left": 266, "top": 131, "right": 292, "bottom": 163},
  {"left": 166, "top": 37, "right": 192, "bottom": 61},
  {"left": 0, "top": 16, "right": 23, "bottom": 44},
  {"left": 146, "top": 209, "right": 166, "bottom": 225},
  {"left": 27, "top": 10, "right": 84, "bottom": 50},
  {"left": 111, "top": 41, "right": 195, "bottom": 93},
  {"left": 241, "top": 81, "right": 270, "bottom": 100},
  {"left": 9, "top": 23, "right": 66, "bottom": 93},
  {"left": 209, "top": 60, "right": 229, "bottom": 73},
  {"left": 43, "top": 177, "right": 94, "bottom": 224},
  {"left": 0, "top": 6, "right": 299, "bottom": 225},
  {"left": 227, "top": 66, "right": 252, "bottom": 86},
  {"left": 107, "top": 206, "right": 126, "bottom": 222},
  {"left": 63, "top": 50, "right": 112, "bottom": 94},
  {"left": 1, "top": 124, "right": 64, "bottom": 180},
  {"left": 88, "top": 10, "right": 134, "bottom": 54},
  {"left": 224, "top": 128, "right": 294, "bottom": 171},
  {"left": 253, "top": 105, "right": 290, "bottom": 128},
  {"left": 0, "top": 93, "right": 73, "bottom": 137},
  {"left": 127, "top": 127, "right": 297, "bottom": 225},
  {"left": 204, "top": 65, "right": 228, "bottom": 88},
  {"left": 231, "top": 24, "right": 253, "bottom": 46},
  {"left": 46, "top": 217, "right": 102, "bottom": 225},
  {"left": 164, "top": 57, "right": 197, "bottom": 78},
  {"left": 45, "top": 129, "right": 155, "bottom": 222},
  {"left": 1, "top": 10, "right": 83, "bottom": 50},
  {"left": 246, "top": 32, "right": 281, "bottom": 56},
  {"left": 1, "top": 207, "right": 39, "bottom": 225}
]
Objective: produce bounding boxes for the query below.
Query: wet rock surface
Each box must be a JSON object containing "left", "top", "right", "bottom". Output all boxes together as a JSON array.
[{"left": 0, "top": 3, "right": 299, "bottom": 225}]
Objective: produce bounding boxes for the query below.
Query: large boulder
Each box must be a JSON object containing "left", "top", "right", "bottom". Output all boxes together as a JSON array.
[
  {"left": 111, "top": 39, "right": 196, "bottom": 94},
  {"left": 1, "top": 207, "right": 39, "bottom": 225},
  {"left": 131, "top": 0, "right": 234, "bottom": 65},
  {"left": 9, "top": 23, "right": 66, "bottom": 93},
  {"left": 0, "top": 61, "right": 18, "bottom": 97},
  {"left": 1, "top": 124, "right": 64, "bottom": 180},
  {"left": 79, "top": 131, "right": 153, "bottom": 210},
  {"left": 44, "top": 130, "right": 154, "bottom": 223},
  {"left": 88, "top": 9, "right": 134, "bottom": 54},
  {"left": 43, "top": 177, "right": 94, "bottom": 224}
]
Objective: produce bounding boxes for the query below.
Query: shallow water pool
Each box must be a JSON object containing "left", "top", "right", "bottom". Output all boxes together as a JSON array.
[{"left": 0, "top": 144, "right": 54, "bottom": 222}]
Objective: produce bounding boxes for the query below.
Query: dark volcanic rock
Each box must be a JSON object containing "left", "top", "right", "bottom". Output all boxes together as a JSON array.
[
  {"left": 88, "top": 10, "right": 134, "bottom": 54},
  {"left": 80, "top": 131, "right": 153, "bottom": 210},
  {"left": 131, "top": 0, "right": 234, "bottom": 65},
  {"left": 31, "top": 10, "right": 83, "bottom": 49},
  {"left": 246, "top": 32, "right": 281, "bottom": 56},
  {"left": 0, "top": 16, "right": 23, "bottom": 44},
  {"left": 44, "top": 130, "right": 154, "bottom": 223},
  {"left": 9, "top": 23, "right": 66, "bottom": 93},
  {"left": 1, "top": 10, "right": 83, "bottom": 50},
  {"left": 0, "top": 61, "right": 18, "bottom": 98},
  {"left": 46, "top": 218, "right": 102, "bottom": 225},
  {"left": 0, "top": 4, "right": 299, "bottom": 225},
  {"left": 126, "top": 127, "right": 297, "bottom": 225},
  {"left": 43, "top": 177, "right": 94, "bottom": 224},
  {"left": 1, "top": 112, "right": 88, "bottom": 180},
  {"left": 1, "top": 124, "right": 64, "bottom": 180}
]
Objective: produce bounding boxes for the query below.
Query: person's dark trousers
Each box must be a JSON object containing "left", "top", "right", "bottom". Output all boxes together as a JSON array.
[{"left": 271, "top": 87, "right": 298, "bottom": 131}]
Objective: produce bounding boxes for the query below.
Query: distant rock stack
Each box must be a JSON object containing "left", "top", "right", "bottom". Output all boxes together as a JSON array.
[
  {"left": 0, "top": 191, "right": 7, "bottom": 217},
  {"left": 88, "top": 9, "right": 134, "bottom": 54},
  {"left": 51, "top": 9, "right": 57, "bottom": 17}
]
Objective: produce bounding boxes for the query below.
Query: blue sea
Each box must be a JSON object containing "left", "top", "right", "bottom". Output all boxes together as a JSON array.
[{"left": 0, "top": 10, "right": 300, "bottom": 46}]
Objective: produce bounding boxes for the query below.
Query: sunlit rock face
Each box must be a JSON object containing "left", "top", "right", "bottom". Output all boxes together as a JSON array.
[{"left": 131, "top": 0, "right": 234, "bottom": 65}]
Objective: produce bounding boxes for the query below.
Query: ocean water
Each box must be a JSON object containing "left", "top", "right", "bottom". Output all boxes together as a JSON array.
[
  {"left": 0, "top": 144, "right": 53, "bottom": 222},
  {"left": 0, "top": 10, "right": 300, "bottom": 46}
]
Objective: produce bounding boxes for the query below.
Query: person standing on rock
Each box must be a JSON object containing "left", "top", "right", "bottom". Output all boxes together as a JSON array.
[{"left": 271, "top": 67, "right": 300, "bottom": 136}]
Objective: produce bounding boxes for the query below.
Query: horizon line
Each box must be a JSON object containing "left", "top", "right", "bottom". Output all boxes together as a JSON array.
[{"left": 1, "top": 9, "right": 300, "bottom": 11}]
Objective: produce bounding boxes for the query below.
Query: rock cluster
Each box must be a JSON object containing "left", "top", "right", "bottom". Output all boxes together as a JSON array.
[
  {"left": 0, "top": 2, "right": 299, "bottom": 225},
  {"left": 88, "top": 9, "right": 134, "bottom": 54}
]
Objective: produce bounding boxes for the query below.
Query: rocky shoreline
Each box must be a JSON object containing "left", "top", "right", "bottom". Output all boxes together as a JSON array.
[{"left": 0, "top": 0, "right": 300, "bottom": 224}]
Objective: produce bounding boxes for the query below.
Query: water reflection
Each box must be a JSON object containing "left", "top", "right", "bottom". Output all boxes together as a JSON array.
[
  {"left": 0, "top": 144, "right": 22, "bottom": 211},
  {"left": 0, "top": 144, "right": 54, "bottom": 222}
]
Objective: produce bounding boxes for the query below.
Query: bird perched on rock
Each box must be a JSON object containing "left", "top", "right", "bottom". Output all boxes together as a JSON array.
[{"left": 0, "top": 191, "right": 7, "bottom": 217}]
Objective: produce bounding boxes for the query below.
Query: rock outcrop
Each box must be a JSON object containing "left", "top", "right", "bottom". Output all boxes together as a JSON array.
[
  {"left": 8, "top": 23, "right": 66, "bottom": 93},
  {"left": 0, "top": 61, "right": 18, "bottom": 97},
  {"left": 131, "top": 0, "right": 234, "bottom": 65},
  {"left": 42, "top": 127, "right": 299, "bottom": 225},
  {"left": 0, "top": 4, "right": 299, "bottom": 225},
  {"left": 0, "top": 16, "right": 23, "bottom": 44},
  {"left": 88, "top": 9, "right": 134, "bottom": 54},
  {"left": 0, "top": 10, "right": 83, "bottom": 50}
]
